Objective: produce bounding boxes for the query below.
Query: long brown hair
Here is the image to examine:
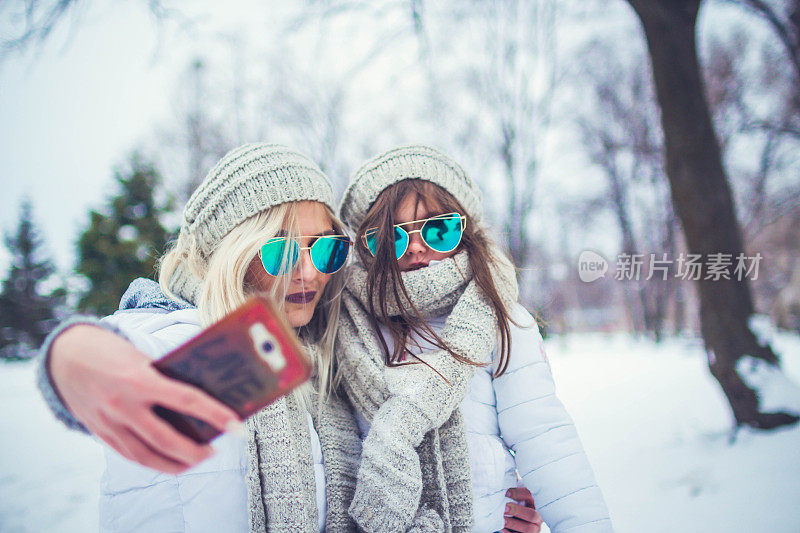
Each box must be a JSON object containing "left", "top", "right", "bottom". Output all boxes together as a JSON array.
[{"left": 356, "top": 179, "right": 517, "bottom": 377}]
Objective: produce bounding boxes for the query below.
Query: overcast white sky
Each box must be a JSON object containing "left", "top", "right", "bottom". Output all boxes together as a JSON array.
[{"left": 2, "top": 3, "right": 169, "bottom": 272}]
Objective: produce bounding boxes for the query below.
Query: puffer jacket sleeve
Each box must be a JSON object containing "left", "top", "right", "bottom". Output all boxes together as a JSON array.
[
  {"left": 495, "top": 305, "right": 613, "bottom": 533},
  {"left": 99, "top": 310, "right": 202, "bottom": 358}
]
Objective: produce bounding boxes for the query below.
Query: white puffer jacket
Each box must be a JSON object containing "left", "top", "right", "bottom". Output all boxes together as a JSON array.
[
  {"left": 358, "top": 304, "right": 612, "bottom": 532},
  {"left": 96, "top": 308, "right": 327, "bottom": 533},
  {"left": 464, "top": 305, "right": 612, "bottom": 532}
]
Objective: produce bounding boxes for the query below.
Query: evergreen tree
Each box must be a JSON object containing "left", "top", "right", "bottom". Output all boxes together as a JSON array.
[
  {"left": 76, "top": 154, "right": 173, "bottom": 316},
  {"left": 0, "top": 199, "right": 66, "bottom": 361}
]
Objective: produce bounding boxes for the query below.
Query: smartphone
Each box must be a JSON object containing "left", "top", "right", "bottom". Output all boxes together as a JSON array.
[{"left": 151, "top": 296, "right": 311, "bottom": 443}]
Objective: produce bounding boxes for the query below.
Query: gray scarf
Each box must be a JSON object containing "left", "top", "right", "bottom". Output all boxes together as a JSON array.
[
  {"left": 337, "top": 252, "right": 517, "bottom": 532},
  {"left": 244, "top": 381, "right": 362, "bottom": 532},
  {"left": 245, "top": 392, "right": 316, "bottom": 531}
]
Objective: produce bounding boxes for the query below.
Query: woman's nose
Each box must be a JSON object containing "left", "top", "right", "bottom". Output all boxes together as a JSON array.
[
  {"left": 293, "top": 249, "right": 318, "bottom": 282},
  {"left": 406, "top": 231, "right": 427, "bottom": 255}
]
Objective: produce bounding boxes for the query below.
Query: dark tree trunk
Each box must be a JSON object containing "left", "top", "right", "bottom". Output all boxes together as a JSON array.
[
  {"left": 500, "top": 121, "right": 530, "bottom": 270},
  {"left": 626, "top": 0, "right": 799, "bottom": 429}
]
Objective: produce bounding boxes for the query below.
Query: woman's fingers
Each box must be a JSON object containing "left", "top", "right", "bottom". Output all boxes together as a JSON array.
[
  {"left": 503, "top": 515, "right": 541, "bottom": 533},
  {"left": 99, "top": 363, "right": 223, "bottom": 467},
  {"left": 95, "top": 413, "right": 192, "bottom": 475},
  {"left": 101, "top": 397, "right": 212, "bottom": 472},
  {"left": 504, "top": 487, "right": 542, "bottom": 533},
  {"left": 126, "top": 408, "right": 216, "bottom": 466},
  {"left": 506, "top": 487, "right": 536, "bottom": 507},
  {"left": 116, "top": 427, "right": 194, "bottom": 475},
  {"left": 505, "top": 502, "right": 539, "bottom": 523},
  {"left": 143, "top": 369, "right": 241, "bottom": 432}
]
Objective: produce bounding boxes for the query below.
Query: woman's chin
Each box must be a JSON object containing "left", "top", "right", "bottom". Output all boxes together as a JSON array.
[{"left": 285, "top": 303, "right": 317, "bottom": 329}]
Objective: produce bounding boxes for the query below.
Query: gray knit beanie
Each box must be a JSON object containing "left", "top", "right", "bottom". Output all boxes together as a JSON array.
[
  {"left": 183, "top": 143, "right": 334, "bottom": 255},
  {"left": 169, "top": 143, "right": 334, "bottom": 303},
  {"left": 339, "top": 145, "right": 483, "bottom": 230}
]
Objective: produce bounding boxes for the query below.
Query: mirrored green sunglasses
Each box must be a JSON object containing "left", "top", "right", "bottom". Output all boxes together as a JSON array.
[
  {"left": 259, "top": 235, "right": 352, "bottom": 276},
  {"left": 362, "top": 212, "right": 467, "bottom": 260}
]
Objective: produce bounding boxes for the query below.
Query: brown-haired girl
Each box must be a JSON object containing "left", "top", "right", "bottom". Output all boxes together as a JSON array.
[{"left": 337, "top": 145, "right": 613, "bottom": 532}]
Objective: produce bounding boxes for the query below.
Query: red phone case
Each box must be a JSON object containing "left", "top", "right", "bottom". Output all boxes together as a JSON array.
[{"left": 151, "top": 296, "right": 311, "bottom": 443}]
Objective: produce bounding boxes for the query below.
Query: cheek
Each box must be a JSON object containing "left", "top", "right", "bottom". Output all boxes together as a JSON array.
[
  {"left": 433, "top": 249, "right": 457, "bottom": 260},
  {"left": 307, "top": 273, "right": 332, "bottom": 314},
  {"left": 316, "top": 272, "right": 332, "bottom": 292},
  {"left": 245, "top": 259, "right": 276, "bottom": 293}
]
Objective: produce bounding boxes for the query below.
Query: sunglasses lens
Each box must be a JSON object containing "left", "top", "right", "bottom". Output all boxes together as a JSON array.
[
  {"left": 310, "top": 236, "right": 351, "bottom": 274},
  {"left": 365, "top": 228, "right": 408, "bottom": 260},
  {"left": 394, "top": 226, "right": 409, "bottom": 259},
  {"left": 421, "top": 214, "right": 463, "bottom": 252},
  {"left": 260, "top": 238, "right": 299, "bottom": 276},
  {"left": 365, "top": 230, "right": 379, "bottom": 256}
]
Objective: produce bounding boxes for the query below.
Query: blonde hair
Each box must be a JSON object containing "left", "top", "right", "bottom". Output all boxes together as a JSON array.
[{"left": 157, "top": 201, "right": 346, "bottom": 407}]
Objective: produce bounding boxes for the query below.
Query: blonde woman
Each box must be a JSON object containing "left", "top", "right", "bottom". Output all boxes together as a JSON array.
[{"left": 38, "top": 144, "right": 361, "bottom": 532}]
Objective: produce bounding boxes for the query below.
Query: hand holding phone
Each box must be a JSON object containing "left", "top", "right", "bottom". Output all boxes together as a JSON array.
[
  {"left": 152, "top": 296, "right": 311, "bottom": 443},
  {"left": 49, "top": 324, "right": 239, "bottom": 474}
]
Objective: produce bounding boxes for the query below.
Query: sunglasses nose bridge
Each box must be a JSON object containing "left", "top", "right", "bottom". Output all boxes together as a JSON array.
[
  {"left": 404, "top": 227, "right": 428, "bottom": 254},
  {"left": 293, "top": 246, "right": 317, "bottom": 279}
]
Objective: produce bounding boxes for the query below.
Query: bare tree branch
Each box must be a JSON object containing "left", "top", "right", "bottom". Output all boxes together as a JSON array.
[
  {"left": 727, "top": 0, "right": 800, "bottom": 91},
  {"left": 1, "top": 0, "right": 79, "bottom": 58},
  {"left": 1, "top": 0, "right": 192, "bottom": 62}
]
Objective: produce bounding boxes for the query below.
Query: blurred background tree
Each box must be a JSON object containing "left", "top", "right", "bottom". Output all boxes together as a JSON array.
[
  {"left": 75, "top": 154, "right": 173, "bottom": 316},
  {"left": 0, "top": 199, "right": 65, "bottom": 361},
  {"left": 572, "top": 40, "right": 679, "bottom": 340}
]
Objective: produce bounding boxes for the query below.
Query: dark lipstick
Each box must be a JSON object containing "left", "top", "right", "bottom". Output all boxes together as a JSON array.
[{"left": 286, "top": 291, "right": 316, "bottom": 304}]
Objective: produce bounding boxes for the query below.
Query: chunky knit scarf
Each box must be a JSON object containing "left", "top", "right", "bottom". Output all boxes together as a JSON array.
[
  {"left": 245, "top": 392, "right": 316, "bottom": 531},
  {"left": 244, "top": 364, "right": 362, "bottom": 532},
  {"left": 337, "top": 252, "right": 518, "bottom": 532}
]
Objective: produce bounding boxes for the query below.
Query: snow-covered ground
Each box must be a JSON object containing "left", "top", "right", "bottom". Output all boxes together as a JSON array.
[
  {"left": 2, "top": 332, "right": 799, "bottom": 532},
  {"left": 546, "top": 332, "right": 800, "bottom": 533}
]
